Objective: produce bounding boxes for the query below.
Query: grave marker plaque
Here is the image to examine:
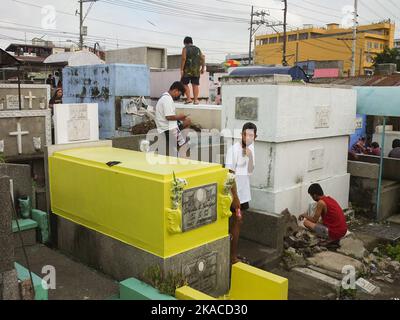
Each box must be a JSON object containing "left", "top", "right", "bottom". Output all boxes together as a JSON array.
[
  {"left": 68, "top": 104, "right": 91, "bottom": 141},
  {"left": 182, "top": 252, "right": 218, "bottom": 293},
  {"left": 235, "top": 97, "right": 258, "bottom": 121},
  {"left": 315, "top": 106, "right": 331, "bottom": 128},
  {"left": 6, "top": 95, "right": 23, "bottom": 110},
  {"left": 181, "top": 183, "right": 217, "bottom": 232}
]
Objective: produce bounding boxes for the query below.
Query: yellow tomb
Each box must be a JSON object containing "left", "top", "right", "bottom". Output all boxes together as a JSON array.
[{"left": 49, "top": 147, "right": 232, "bottom": 258}]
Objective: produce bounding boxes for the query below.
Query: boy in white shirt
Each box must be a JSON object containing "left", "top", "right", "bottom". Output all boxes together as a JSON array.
[
  {"left": 225, "top": 122, "right": 257, "bottom": 264},
  {"left": 155, "top": 81, "right": 191, "bottom": 156}
]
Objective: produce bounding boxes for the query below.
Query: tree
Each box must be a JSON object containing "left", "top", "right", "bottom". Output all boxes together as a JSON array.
[{"left": 373, "top": 47, "right": 400, "bottom": 71}]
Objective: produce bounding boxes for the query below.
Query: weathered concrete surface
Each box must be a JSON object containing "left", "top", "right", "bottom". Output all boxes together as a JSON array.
[
  {"left": 13, "top": 229, "right": 37, "bottom": 248},
  {"left": 337, "top": 235, "right": 368, "bottom": 259},
  {"left": 56, "top": 216, "right": 230, "bottom": 297},
  {"left": 0, "top": 177, "right": 14, "bottom": 272},
  {"left": 348, "top": 161, "right": 380, "bottom": 179},
  {"left": 0, "top": 175, "right": 20, "bottom": 300},
  {"left": 350, "top": 176, "right": 400, "bottom": 221},
  {"left": 387, "top": 214, "right": 400, "bottom": 225},
  {"left": 292, "top": 268, "right": 341, "bottom": 291},
  {"left": 1, "top": 270, "right": 20, "bottom": 300},
  {"left": 0, "top": 164, "right": 32, "bottom": 203},
  {"left": 237, "top": 238, "right": 281, "bottom": 270},
  {"left": 307, "top": 251, "right": 364, "bottom": 274},
  {"left": 15, "top": 244, "right": 118, "bottom": 300},
  {"left": 240, "top": 209, "right": 284, "bottom": 254}
]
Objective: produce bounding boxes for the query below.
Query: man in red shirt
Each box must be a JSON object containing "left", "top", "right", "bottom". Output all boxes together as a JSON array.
[{"left": 299, "top": 183, "right": 348, "bottom": 242}]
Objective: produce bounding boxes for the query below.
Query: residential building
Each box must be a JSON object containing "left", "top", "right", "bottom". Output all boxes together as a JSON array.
[{"left": 255, "top": 21, "right": 395, "bottom": 76}]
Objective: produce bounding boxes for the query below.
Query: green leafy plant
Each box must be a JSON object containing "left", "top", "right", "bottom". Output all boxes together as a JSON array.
[
  {"left": 384, "top": 243, "right": 400, "bottom": 262},
  {"left": 339, "top": 287, "right": 357, "bottom": 300},
  {"left": 143, "top": 265, "right": 188, "bottom": 296}
]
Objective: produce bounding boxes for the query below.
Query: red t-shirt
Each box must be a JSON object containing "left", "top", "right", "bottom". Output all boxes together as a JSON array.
[{"left": 320, "top": 196, "right": 348, "bottom": 240}]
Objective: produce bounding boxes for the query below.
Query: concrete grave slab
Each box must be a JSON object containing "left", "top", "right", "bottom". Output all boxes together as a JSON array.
[{"left": 307, "top": 251, "right": 364, "bottom": 274}]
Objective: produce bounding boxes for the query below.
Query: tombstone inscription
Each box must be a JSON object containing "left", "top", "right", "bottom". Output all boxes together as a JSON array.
[{"left": 181, "top": 183, "right": 218, "bottom": 232}]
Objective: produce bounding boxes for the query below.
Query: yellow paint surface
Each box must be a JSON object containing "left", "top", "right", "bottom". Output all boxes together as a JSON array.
[
  {"left": 176, "top": 262, "right": 288, "bottom": 300},
  {"left": 229, "top": 263, "right": 288, "bottom": 300},
  {"left": 175, "top": 286, "right": 217, "bottom": 300},
  {"left": 49, "top": 147, "right": 230, "bottom": 258}
]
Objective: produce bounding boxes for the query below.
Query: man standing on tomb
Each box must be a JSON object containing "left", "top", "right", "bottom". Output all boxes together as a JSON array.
[
  {"left": 225, "top": 122, "right": 257, "bottom": 265},
  {"left": 155, "top": 81, "right": 191, "bottom": 156},
  {"left": 181, "top": 36, "right": 205, "bottom": 105},
  {"left": 299, "top": 183, "right": 348, "bottom": 244}
]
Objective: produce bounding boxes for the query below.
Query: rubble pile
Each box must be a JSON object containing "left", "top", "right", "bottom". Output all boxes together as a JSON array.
[{"left": 281, "top": 211, "right": 400, "bottom": 298}]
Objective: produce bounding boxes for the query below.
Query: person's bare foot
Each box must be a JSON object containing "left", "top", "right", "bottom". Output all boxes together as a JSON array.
[
  {"left": 184, "top": 99, "right": 193, "bottom": 104},
  {"left": 193, "top": 100, "right": 200, "bottom": 105}
]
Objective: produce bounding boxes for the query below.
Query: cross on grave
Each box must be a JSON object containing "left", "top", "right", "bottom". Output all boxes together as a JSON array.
[
  {"left": 9, "top": 121, "right": 29, "bottom": 154},
  {"left": 24, "top": 91, "right": 37, "bottom": 109}
]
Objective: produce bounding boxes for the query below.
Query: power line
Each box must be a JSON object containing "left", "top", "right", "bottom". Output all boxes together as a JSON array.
[
  {"left": 0, "top": 21, "right": 246, "bottom": 55},
  {"left": 12, "top": 0, "right": 247, "bottom": 46},
  {"left": 100, "top": 0, "right": 250, "bottom": 24}
]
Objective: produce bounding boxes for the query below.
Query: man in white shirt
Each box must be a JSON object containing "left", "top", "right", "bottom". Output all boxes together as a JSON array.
[
  {"left": 155, "top": 81, "right": 191, "bottom": 156},
  {"left": 225, "top": 122, "right": 257, "bottom": 264}
]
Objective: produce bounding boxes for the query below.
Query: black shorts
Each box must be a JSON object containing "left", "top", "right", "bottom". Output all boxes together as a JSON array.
[
  {"left": 181, "top": 76, "right": 200, "bottom": 86},
  {"left": 158, "top": 130, "right": 178, "bottom": 157}
]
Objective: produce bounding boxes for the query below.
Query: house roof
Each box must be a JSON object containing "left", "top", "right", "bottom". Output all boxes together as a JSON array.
[
  {"left": 311, "top": 74, "right": 400, "bottom": 86},
  {"left": 0, "top": 48, "right": 21, "bottom": 67}
]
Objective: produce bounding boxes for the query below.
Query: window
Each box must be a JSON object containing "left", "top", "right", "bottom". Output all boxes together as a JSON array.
[
  {"left": 374, "top": 42, "right": 379, "bottom": 49},
  {"left": 367, "top": 42, "right": 372, "bottom": 49},
  {"left": 269, "top": 37, "right": 277, "bottom": 44},
  {"left": 288, "top": 34, "right": 298, "bottom": 42},
  {"left": 299, "top": 33, "right": 309, "bottom": 40}
]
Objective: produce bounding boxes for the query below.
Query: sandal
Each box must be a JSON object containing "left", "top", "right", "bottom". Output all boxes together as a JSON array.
[
  {"left": 193, "top": 100, "right": 200, "bottom": 105},
  {"left": 184, "top": 99, "right": 193, "bottom": 104},
  {"left": 237, "top": 255, "right": 251, "bottom": 265}
]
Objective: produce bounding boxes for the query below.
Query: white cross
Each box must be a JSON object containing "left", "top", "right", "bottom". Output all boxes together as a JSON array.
[
  {"left": 24, "top": 91, "right": 37, "bottom": 109},
  {"left": 9, "top": 122, "right": 29, "bottom": 154}
]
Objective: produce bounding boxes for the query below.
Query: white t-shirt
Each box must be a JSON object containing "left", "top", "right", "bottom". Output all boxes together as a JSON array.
[
  {"left": 155, "top": 92, "right": 178, "bottom": 133},
  {"left": 225, "top": 141, "right": 255, "bottom": 204}
]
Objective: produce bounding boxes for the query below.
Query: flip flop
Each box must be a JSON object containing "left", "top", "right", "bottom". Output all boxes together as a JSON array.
[
  {"left": 237, "top": 255, "right": 251, "bottom": 265},
  {"left": 193, "top": 101, "right": 200, "bottom": 105},
  {"left": 184, "top": 100, "right": 193, "bottom": 104}
]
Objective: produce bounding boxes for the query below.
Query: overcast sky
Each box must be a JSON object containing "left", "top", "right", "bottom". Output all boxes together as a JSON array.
[{"left": 1, "top": 0, "right": 399, "bottom": 62}]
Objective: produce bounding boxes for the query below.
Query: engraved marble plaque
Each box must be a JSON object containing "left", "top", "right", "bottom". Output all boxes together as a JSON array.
[
  {"left": 235, "top": 97, "right": 258, "bottom": 121},
  {"left": 355, "top": 117, "right": 363, "bottom": 130},
  {"left": 67, "top": 104, "right": 90, "bottom": 141},
  {"left": 308, "top": 148, "right": 324, "bottom": 172},
  {"left": 182, "top": 252, "right": 217, "bottom": 293},
  {"left": 181, "top": 183, "right": 217, "bottom": 232},
  {"left": 6, "top": 95, "right": 23, "bottom": 110},
  {"left": 315, "top": 106, "right": 331, "bottom": 128}
]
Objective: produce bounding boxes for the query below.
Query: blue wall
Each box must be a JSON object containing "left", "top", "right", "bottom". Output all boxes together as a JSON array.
[
  {"left": 349, "top": 114, "right": 367, "bottom": 150},
  {"left": 62, "top": 64, "right": 150, "bottom": 139}
]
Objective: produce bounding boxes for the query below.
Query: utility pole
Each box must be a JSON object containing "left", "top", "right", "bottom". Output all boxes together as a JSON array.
[
  {"left": 78, "top": 0, "right": 97, "bottom": 50},
  {"left": 249, "top": 6, "right": 254, "bottom": 65},
  {"left": 248, "top": 7, "right": 283, "bottom": 66},
  {"left": 282, "top": 0, "right": 288, "bottom": 66},
  {"left": 79, "top": 0, "right": 83, "bottom": 50},
  {"left": 351, "top": 0, "right": 358, "bottom": 76}
]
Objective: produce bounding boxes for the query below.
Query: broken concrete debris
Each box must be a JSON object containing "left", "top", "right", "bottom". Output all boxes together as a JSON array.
[{"left": 337, "top": 235, "right": 368, "bottom": 259}]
